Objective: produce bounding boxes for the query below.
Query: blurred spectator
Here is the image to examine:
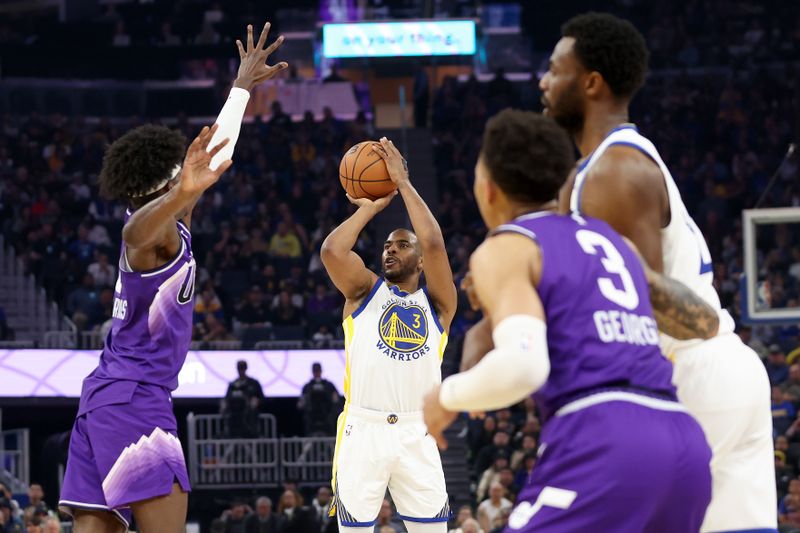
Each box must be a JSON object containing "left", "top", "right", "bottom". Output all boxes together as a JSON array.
[
  {"left": 782, "top": 364, "right": 800, "bottom": 404},
  {"left": 42, "top": 517, "right": 60, "bottom": 533},
  {"left": 271, "top": 290, "right": 302, "bottom": 326},
  {"left": 270, "top": 222, "right": 303, "bottom": 259},
  {"left": 477, "top": 482, "right": 512, "bottom": 533},
  {"left": 311, "top": 486, "right": 332, "bottom": 529},
  {"left": 223, "top": 360, "right": 264, "bottom": 438},
  {"left": 514, "top": 452, "right": 537, "bottom": 490},
  {"left": 780, "top": 479, "right": 800, "bottom": 527},
  {"left": 87, "top": 252, "right": 116, "bottom": 288},
  {"left": 0, "top": 497, "right": 23, "bottom": 532},
  {"left": 195, "top": 285, "right": 224, "bottom": 323},
  {"left": 68, "top": 225, "right": 96, "bottom": 266},
  {"left": 767, "top": 345, "right": 790, "bottom": 385},
  {"left": 373, "top": 499, "right": 405, "bottom": 532},
  {"left": 312, "top": 325, "right": 335, "bottom": 346},
  {"left": 223, "top": 501, "right": 249, "bottom": 533},
  {"left": 474, "top": 430, "right": 511, "bottom": 479},
  {"left": 449, "top": 505, "right": 475, "bottom": 533},
  {"left": 477, "top": 451, "right": 511, "bottom": 502},
  {"left": 510, "top": 434, "right": 537, "bottom": 471},
  {"left": 0, "top": 486, "right": 19, "bottom": 522},
  {"left": 236, "top": 286, "right": 272, "bottom": 327},
  {"left": 297, "top": 362, "right": 340, "bottom": 436},
  {"left": 66, "top": 273, "right": 102, "bottom": 330},
  {"left": 488, "top": 507, "right": 510, "bottom": 533},
  {"left": 243, "top": 497, "right": 279, "bottom": 533},
  {"left": 773, "top": 386, "right": 796, "bottom": 436},
  {"left": 195, "top": 313, "right": 234, "bottom": 342},
  {"left": 777, "top": 450, "right": 794, "bottom": 500},
  {"left": 24, "top": 484, "right": 48, "bottom": 516},
  {"left": 455, "top": 518, "right": 481, "bottom": 533}
]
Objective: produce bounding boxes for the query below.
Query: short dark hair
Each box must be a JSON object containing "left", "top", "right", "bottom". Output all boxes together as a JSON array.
[
  {"left": 99, "top": 124, "right": 186, "bottom": 202},
  {"left": 481, "top": 110, "right": 574, "bottom": 204},
  {"left": 562, "top": 12, "right": 649, "bottom": 100},
  {"left": 237, "top": 360, "right": 248, "bottom": 371}
]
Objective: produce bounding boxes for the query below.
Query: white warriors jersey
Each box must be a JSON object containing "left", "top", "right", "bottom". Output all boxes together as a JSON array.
[
  {"left": 569, "top": 124, "right": 736, "bottom": 357},
  {"left": 341, "top": 278, "right": 448, "bottom": 412}
]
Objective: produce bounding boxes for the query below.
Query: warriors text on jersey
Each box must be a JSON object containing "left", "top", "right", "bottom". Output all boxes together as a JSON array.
[{"left": 342, "top": 279, "right": 447, "bottom": 413}]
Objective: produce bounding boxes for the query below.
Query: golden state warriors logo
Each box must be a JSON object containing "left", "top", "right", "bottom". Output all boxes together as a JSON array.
[{"left": 379, "top": 304, "right": 428, "bottom": 352}]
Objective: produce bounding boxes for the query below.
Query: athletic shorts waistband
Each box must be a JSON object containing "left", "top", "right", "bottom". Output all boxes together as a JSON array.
[
  {"left": 346, "top": 404, "right": 423, "bottom": 425},
  {"left": 555, "top": 390, "right": 687, "bottom": 417}
]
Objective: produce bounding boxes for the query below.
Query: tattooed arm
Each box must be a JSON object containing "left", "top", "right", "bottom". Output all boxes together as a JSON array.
[
  {"left": 622, "top": 238, "right": 719, "bottom": 340},
  {"left": 645, "top": 268, "right": 719, "bottom": 340}
]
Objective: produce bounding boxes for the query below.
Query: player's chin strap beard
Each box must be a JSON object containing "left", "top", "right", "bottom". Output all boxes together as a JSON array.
[{"left": 130, "top": 164, "right": 182, "bottom": 198}]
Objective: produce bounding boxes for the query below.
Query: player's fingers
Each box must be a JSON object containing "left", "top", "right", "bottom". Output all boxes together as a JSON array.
[
  {"left": 268, "top": 61, "right": 289, "bottom": 72},
  {"left": 246, "top": 24, "right": 254, "bottom": 51},
  {"left": 200, "top": 124, "right": 219, "bottom": 150},
  {"left": 236, "top": 40, "right": 246, "bottom": 60},
  {"left": 371, "top": 144, "right": 388, "bottom": 160},
  {"left": 382, "top": 137, "right": 400, "bottom": 156},
  {"left": 213, "top": 159, "right": 234, "bottom": 178},
  {"left": 263, "top": 35, "right": 285, "bottom": 57},
  {"left": 434, "top": 432, "right": 448, "bottom": 450},
  {"left": 256, "top": 21, "right": 270, "bottom": 50},
  {"left": 207, "top": 137, "right": 231, "bottom": 158}
]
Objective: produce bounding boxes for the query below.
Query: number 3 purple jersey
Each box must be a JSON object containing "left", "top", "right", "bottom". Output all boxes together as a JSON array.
[
  {"left": 494, "top": 211, "right": 676, "bottom": 420},
  {"left": 78, "top": 212, "right": 196, "bottom": 416}
]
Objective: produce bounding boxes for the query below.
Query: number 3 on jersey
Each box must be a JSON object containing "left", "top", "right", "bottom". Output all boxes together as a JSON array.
[{"left": 575, "top": 230, "right": 639, "bottom": 310}]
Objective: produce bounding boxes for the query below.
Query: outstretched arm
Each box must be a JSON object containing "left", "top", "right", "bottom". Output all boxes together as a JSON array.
[
  {"left": 373, "top": 137, "right": 457, "bottom": 330},
  {"left": 182, "top": 22, "right": 287, "bottom": 228},
  {"left": 321, "top": 193, "right": 395, "bottom": 311},
  {"left": 424, "top": 234, "right": 549, "bottom": 448}
]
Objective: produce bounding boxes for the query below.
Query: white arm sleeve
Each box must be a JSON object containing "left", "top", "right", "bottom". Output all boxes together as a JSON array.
[
  {"left": 208, "top": 87, "right": 250, "bottom": 171},
  {"left": 439, "top": 315, "right": 549, "bottom": 412}
]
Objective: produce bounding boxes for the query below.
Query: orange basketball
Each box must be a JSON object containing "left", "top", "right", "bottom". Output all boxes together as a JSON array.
[{"left": 339, "top": 141, "right": 397, "bottom": 200}]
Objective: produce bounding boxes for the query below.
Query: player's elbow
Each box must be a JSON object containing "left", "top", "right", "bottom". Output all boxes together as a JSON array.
[
  {"left": 515, "top": 349, "right": 550, "bottom": 395},
  {"left": 320, "top": 237, "right": 341, "bottom": 266}
]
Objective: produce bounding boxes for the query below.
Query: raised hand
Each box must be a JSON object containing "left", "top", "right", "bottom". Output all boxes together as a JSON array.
[
  {"left": 372, "top": 137, "right": 410, "bottom": 187},
  {"left": 346, "top": 190, "right": 398, "bottom": 214},
  {"left": 234, "top": 22, "right": 288, "bottom": 91},
  {"left": 178, "top": 124, "right": 232, "bottom": 196}
]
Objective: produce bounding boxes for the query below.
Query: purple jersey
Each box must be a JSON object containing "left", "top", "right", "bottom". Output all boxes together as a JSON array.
[
  {"left": 78, "top": 213, "right": 196, "bottom": 416},
  {"left": 494, "top": 212, "right": 675, "bottom": 420}
]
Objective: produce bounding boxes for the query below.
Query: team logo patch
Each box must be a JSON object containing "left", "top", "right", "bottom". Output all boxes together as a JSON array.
[
  {"left": 378, "top": 303, "right": 428, "bottom": 352},
  {"left": 387, "top": 414, "right": 398, "bottom": 424}
]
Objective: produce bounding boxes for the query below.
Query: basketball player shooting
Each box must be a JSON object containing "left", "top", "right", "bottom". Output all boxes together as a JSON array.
[
  {"left": 424, "top": 110, "right": 715, "bottom": 532},
  {"left": 321, "top": 137, "right": 457, "bottom": 532},
  {"left": 544, "top": 13, "right": 775, "bottom": 533},
  {"left": 57, "top": 22, "right": 286, "bottom": 533}
]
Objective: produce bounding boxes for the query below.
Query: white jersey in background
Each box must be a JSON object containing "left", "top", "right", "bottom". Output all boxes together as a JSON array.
[
  {"left": 570, "top": 124, "right": 776, "bottom": 532},
  {"left": 331, "top": 278, "right": 450, "bottom": 532}
]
